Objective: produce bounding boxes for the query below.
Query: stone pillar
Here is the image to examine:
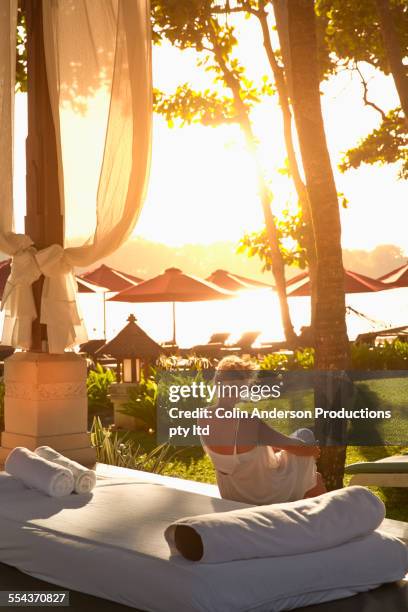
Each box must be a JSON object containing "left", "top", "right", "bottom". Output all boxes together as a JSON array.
[{"left": 0, "top": 353, "right": 95, "bottom": 467}]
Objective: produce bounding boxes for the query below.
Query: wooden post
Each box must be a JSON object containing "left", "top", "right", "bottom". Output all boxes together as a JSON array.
[
  {"left": 24, "top": 0, "right": 64, "bottom": 351},
  {"left": 103, "top": 292, "right": 107, "bottom": 339},
  {"left": 131, "top": 358, "right": 137, "bottom": 383},
  {"left": 172, "top": 301, "right": 176, "bottom": 345}
]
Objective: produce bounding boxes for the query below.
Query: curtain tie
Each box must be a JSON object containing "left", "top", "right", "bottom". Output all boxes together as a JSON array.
[
  {"left": 35, "top": 244, "right": 88, "bottom": 354},
  {"left": 0, "top": 240, "right": 88, "bottom": 353},
  {"left": 1, "top": 243, "right": 40, "bottom": 349}
]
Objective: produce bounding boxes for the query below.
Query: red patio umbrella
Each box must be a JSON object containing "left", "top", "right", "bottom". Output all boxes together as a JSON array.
[
  {"left": 76, "top": 277, "right": 108, "bottom": 293},
  {"left": 80, "top": 264, "right": 143, "bottom": 339},
  {"left": 286, "top": 270, "right": 309, "bottom": 286},
  {"left": 206, "top": 269, "right": 273, "bottom": 291},
  {"left": 378, "top": 262, "right": 408, "bottom": 287},
  {"left": 109, "top": 267, "right": 233, "bottom": 344},
  {"left": 80, "top": 263, "right": 143, "bottom": 292},
  {"left": 287, "top": 269, "right": 392, "bottom": 296}
]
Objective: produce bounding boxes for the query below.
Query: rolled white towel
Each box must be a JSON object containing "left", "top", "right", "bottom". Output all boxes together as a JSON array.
[
  {"left": 5, "top": 447, "right": 74, "bottom": 498},
  {"left": 35, "top": 446, "right": 96, "bottom": 494},
  {"left": 165, "top": 486, "right": 386, "bottom": 562}
]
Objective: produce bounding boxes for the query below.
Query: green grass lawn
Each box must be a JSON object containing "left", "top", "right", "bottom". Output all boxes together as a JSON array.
[
  {"left": 116, "top": 375, "right": 408, "bottom": 521},
  {"left": 344, "top": 445, "right": 408, "bottom": 522},
  {"left": 243, "top": 376, "right": 408, "bottom": 446},
  {"left": 125, "top": 430, "right": 408, "bottom": 522}
]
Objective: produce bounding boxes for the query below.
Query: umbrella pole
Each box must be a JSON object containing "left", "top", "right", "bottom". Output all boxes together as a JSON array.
[
  {"left": 103, "top": 292, "right": 107, "bottom": 340},
  {"left": 172, "top": 302, "right": 176, "bottom": 345}
]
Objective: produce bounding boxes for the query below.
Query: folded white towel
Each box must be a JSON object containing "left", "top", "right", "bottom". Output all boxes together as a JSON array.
[
  {"left": 165, "top": 486, "right": 386, "bottom": 562},
  {"left": 5, "top": 447, "right": 74, "bottom": 498},
  {"left": 35, "top": 446, "right": 96, "bottom": 494}
]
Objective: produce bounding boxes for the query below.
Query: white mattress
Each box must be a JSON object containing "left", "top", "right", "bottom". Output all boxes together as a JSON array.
[{"left": 0, "top": 469, "right": 407, "bottom": 612}]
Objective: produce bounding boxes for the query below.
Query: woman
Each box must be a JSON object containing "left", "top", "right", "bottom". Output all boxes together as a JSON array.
[{"left": 199, "top": 356, "right": 326, "bottom": 505}]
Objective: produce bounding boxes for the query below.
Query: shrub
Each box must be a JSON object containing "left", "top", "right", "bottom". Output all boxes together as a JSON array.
[
  {"left": 119, "top": 371, "right": 158, "bottom": 432},
  {"left": 120, "top": 367, "right": 207, "bottom": 432},
  {"left": 260, "top": 348, "right": 315, "bottom": 370},
  {"left": 87, "top": 363, "right": 116, "bottom": 415},
  {"left": 260, "top": 341, "right": 408, "bottom": 371},
  {"left": 90, "top": 416, "right": 173, "bottom": 473},
  {"left": 351, "top": 341, "right": 408, "bottom": 370},
  {"left": 157, "top": 355, "right": 212, "bottom": 370}
]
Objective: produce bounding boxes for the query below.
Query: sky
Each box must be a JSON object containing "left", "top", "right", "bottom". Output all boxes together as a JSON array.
[{"left": 13, "top": 12, "right": 407, "bottom": 254}]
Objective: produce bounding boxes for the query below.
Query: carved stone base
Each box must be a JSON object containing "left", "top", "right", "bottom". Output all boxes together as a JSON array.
[{"left": 0, "top": 352, "right": 96, "bottom": 468}]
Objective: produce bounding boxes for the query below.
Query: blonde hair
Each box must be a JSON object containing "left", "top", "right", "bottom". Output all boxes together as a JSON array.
[
  {"left": 215, "top": 355, "right": 256, "bottom": 382},
  {"left": 216, "top": 355, "right": 256, "bottom": 371}
]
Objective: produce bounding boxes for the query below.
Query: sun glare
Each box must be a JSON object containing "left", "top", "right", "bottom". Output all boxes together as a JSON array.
[{"left": 12, "top": 22, "right": 407, "bottom": 253}]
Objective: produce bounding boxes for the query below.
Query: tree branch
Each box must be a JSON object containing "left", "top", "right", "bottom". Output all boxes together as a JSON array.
[
  {"left": 211, "top": 6, "right": 255, "bottom": 15},
  {"left": 355, "top": 63, "right": 387, "bottom": 120},
  {"left": 211, "top": 1, "right": 258, "bottom": 17}
]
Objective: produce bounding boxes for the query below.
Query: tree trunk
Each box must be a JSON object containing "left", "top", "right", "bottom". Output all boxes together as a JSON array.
[
  {"left": 285, "top": 0, "right": 350, "bottom": 489},
  {"left": 259, "top": 1, "right": 318, "bottom": 334},
  {"left": 257, "top": 172, "right": 297, "bottom": 345},
  {"left": 375, "top": 0, "right": 408, "bottom": 126},
  {"left": 244, "top": 120, "right": 297, "bottom": 345},
  {"left": 209, "top": 28, "right": 297, "bottom": 344}
]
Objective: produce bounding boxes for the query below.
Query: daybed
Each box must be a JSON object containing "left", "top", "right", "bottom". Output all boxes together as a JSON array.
[
  {"left": 346, "top": 454, "right": 408, "bottom": 488},
  {"left": 0, "top": 464, "right": 406, "bottom": 612}
]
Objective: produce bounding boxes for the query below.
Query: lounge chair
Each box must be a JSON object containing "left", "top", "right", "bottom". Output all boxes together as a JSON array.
[
  {"left": 0, "top": 345, "right": 14, "bottom": 376},
  {"left": 160, "top": 341, "right": 180, "bottom": 356},
  {"left": 190, "top": 332, "right": 231, "bottom": 357},
  {"left": 256, "top": 343, "right": 293, "bottom": 356},
  {"left": 354, "top": 325, "right": 408, "bottom": 346},
  {"left": 193, "top": 331, "right": 260, "bottom": 357},
  {"left": 207, "top": 332, "right": 231, "bottom": 344},
  {"left": 219, "top": 331, "right": 261, "bottom": 355},
  {"left": 0, "top": 345, "right": 14, "bottom": 361},
  {"left": 79, "top": 339, "right": 106, "bottom": 358},
  {"left": 235, "top": 330, "right": 261, "bottom": 349},
  {"left": 346, "top": 454, "right": 408, "bottom": 488}
]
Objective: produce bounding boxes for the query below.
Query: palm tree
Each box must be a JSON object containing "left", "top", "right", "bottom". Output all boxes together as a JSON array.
[
  {"left": 375, "top": 0, "right": 408, "bottom": 126},
  {"left": 207, "top": 19, "right": 298, "bottom": 345},
  {"left": 284, "top": 0, "right": 350, "bottom": 488}
]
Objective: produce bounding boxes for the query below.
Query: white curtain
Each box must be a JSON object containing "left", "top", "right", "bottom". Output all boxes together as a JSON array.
[
  {"left": 0, "top": 0, "right": 38, "bottom": 348},
  {"left": 0, "top": 0, "right": 16, "bottom": 238},
  {"left": 0, "top": 0, "right": 21, "bottom": 245},
  {"left": 0, "top": 0, "right": 152, "bottom": 352}
]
